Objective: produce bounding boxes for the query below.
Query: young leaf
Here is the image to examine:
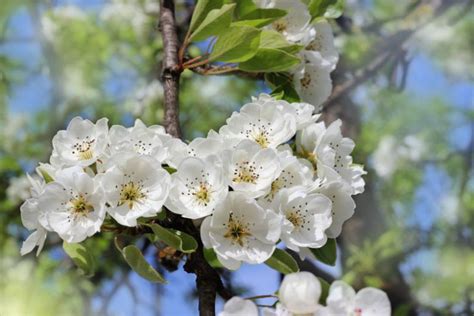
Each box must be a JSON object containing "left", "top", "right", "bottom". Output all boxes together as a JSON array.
[
  {"left": 259, "top": 30, "right": 303, "bottom": 54},
  {"left": 147, "top": 223, "right": 198, "bottom": 253},
  {"left": 318, "top": 277, "right": 330, "bottom": 304},
  {"left": 238, "top": 48, "right": 300, "bottom": 72},
  {"left": 233, "top": 8, "right": 287, "bottom": 28},
  {"left": 38, "top": 168, "right": 54, "bottom": 183},
  {"left": 265, "top": 72, "right": 301, "bottom": 102},
  {"left": 233, "top": 0, "right": 258, "bottom": 18},
  {"left": 310, "top": 238, "right": 337, "bottom": 266},
  {"left": 188, "top": 0, "right": 224, "bottom": 34},
  {"left": 190, "top": 4, "right": 236, "bottom": 41},
  {"left": 265, "top": 248, "right": 299, "bottom": 274},
  {"left": 121, "top": 245, "right": 167, "bottom": 283},
  {"left": 63, "top": 241, "right": 96, "bottom": 277},
  {"left": 308, "top": 0, "right": 345, "bottom": 20},
  {"left": 209, "top": 26, "right": 261, "bottom": 63},
  {"left": 203, "top": 248, "right": 224, "bottom": 268}
]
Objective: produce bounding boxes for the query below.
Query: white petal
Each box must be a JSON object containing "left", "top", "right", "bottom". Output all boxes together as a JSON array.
[
  {"left": 219, "top": 297, "right": 258, "bottom": 316},
  {"left": 354, "top": 288, "right": 391, "bottom": 316}
]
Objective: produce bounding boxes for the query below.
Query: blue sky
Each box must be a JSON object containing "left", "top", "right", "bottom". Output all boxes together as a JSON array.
[{"left": 2, "top": 1, "right": 472, "bottom": 315}]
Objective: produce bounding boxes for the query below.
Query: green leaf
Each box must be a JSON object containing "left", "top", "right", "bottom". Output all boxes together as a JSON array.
[
  {"left": 122, "top": 245, "right": 167, "bottom": 283},
  {"left": 239, "top": 48, "right": 300, "bottom": 72},
  {"left": 308, "top": 0, "right": 345, "bottom": 20},
  {"left": 318, "top": 277, "right": 330, "bottom": 304},
  {"left": 147, "top": 223, "right": 198, "bottom": 253},
  {"left": 265, "top": 72, "right": 300, "bottom": 102},
  {"left": 63, "top": 241, "right": 96, "bottom": 277},
  {"left": 164, "top": 166, "right": 177, "bottom": 174},
  {"left": 38, "top": 168, "right": 54, "bottom": 183},
  {"left": 233, "top": 0, "right": 258, "bottom": 18},
  {"left": 265, "top": 248, "right": 299, "bottom": 274},
  {"left": 233, "top": 8, "right": 287, "bottom": 28},
  {"left": 310, "top": 238, "right": 337, "bottom": 266},
  {"left": 259, "top": 30, "right": 303, "bottom": 54},
  {"left": 203, "top": 248, "right": 224, "bottom": 268},
  {"left": 190, "top": 4, "right": 236, "bottom": 41},
  {"left": 209, "top": 26, "right": 261, "bottom": 63},
  {"left": 188, "top": 0, "right": 224, "bottom": 34}
]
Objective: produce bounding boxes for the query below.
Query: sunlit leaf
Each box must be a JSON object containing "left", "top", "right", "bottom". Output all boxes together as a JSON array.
[
  {"left": 310, "top": 238, "right": 337, "bottom": 266},
  {"left": 63, "top": 241, "right": 96, "bottom": 277},
  {"left": 265, "top": 248, "right": 299, "bottom": 274},
  {"left": 147, "top": 223, "right": 197, "bottom": 253},
  {"left": 190, "top": 4, "right": 236, "bottom": 41},
  {"left": 121, "top": 245, "right": 167, "bottom": 283},
  {"left": 209, "top": 26, "right": 261, "bottom": 62}
]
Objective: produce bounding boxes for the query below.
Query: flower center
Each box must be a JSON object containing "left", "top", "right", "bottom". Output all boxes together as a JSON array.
[
  {"left": 307, "top": 38, "right": 322, "bottom": 51},
  {"left": 72, "top": 136, "right": 95, "bottom": 160},
  {"left": 253, "top": 130, "right": 270, "bottom": 148},
  {"left": 193, "top": 183, "right": 211, "bottom": 206},
  {"left": 298, "top": 146, "right": 318, "bottom": 171},
  {"left": 223, "top": 215, "right": 252, "bottom": 247},
  {"left": 264, "top": 178, "right": 283, "bottom": 202},
  {"left": 272, "top": 19, "right": 288, "bottom": 33},
  {"left": 287, "top": 211, "right": 303, "bottom": 229},
  {"left": 233, "top": 161, "right": 259, "bottom": 184},
  {"left": 119, "top": 181, "right": 145, "bottom": 209},
  {"left": 70, "top": 194, "right": 94, "bottom": 217},
  {"left": 300, "top": 72, "right": 312, "bottom": 89}
]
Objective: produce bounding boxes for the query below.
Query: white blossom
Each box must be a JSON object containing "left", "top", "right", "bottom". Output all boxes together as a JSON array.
[
  {"left": 293, "top": 51, "right": 333, "bottom": 110},
  {"left": 219, "top": 297, "right": 259, "bottom": 316},
  {"left": 258, "top": 0, "right": 312, "bottom": 43},
  {"left": 108, "top": 119, "right": 170, "bottom": 163},
  {"left": 98, "top": 153, "right": 170, "bottom": 227},
  {"left": 19, "top": 175, "right": 48, "bottom": 256},
  {"left": 279, "top": 271, "right": 323, "bottom": 314},
  {"left": 315, "top": 281, "right": 391, "bottom": 316},
  {"left": 272, "top": 187, "right": 332, "bottom": 251},
  {"left": 223, "top": 140, "right": 282, "bottom": 198},
  {"left": 165, "top": 156, "right": 228, "bottom": 219},
  {"left": 200, "top": 192, "right": 281, "bottom": 270},
  {"left": 304, "top": 21, "right": 339, "bottom": 71},
  {"left": 219, "top": 100, "right": 297, "bottom": 149},
  {"left": 51, "top": 117, "right": 109, "bottom": 167},
  {"left": 7, "top": 175, "right": 34, "bottom": 204},
  {"left": 37, "top": 166, "right": 106, "bottom": 243}
]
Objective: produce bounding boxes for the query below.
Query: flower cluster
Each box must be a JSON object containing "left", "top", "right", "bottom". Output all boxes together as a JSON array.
[
  {"left": 220, "top": 272, "right": 391, "bottom": 316},
  {"left": 255, "top": 0, "right": 339, "bottom": 110},
  {"left": 19, "top": 94, "right": 365, "bottom": 271}
]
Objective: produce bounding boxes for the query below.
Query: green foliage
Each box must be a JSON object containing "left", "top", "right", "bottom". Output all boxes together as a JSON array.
[
  {"left": 265, "top": 248, "right": 299, "bottom": 274},
  {"left": 308, "top": 0, "right": 345, "bottom": 20},
  {"left": 120, "top": 245, "right": 167, "bottom": 283},
  {"left": 188, "top": 0, "right": 225, "bottom": 34},
  {"left": 310, "top": 239, "right": 337, "bottom": 266},
  {"left": 63, "top": 242, "right": 96, "bottom": 277},
  {"left": 259, "top": 30, "right": 303, "bottom": 54},
  {"left": 146, "top": 223, "right": 198, "bottom": 253},
  {"left": 190, "top": 4, "right": 236, "bottom": 41},
  {"left": 318, "top": 277, "right": 330, "bottom": 304},
  {"left": 203, "top": 248, "right": 225, "bottom": 268},
  {"left": 239, "top": 48, "right": 300, "bottom": 72},
  {"left": 265, "top": 73, "right": 300, "bottom": 102},
  {"left": 209, "top": 25, "right": 261, "bottom": 62},
  {"left": 233, "top": 8, "right": 287, "bottom": 28}
]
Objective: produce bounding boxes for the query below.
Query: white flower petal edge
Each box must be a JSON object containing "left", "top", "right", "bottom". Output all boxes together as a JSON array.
[
  {"left": 200, "top": 192, "right": 282, "bottom": 270},
  {"left": 305, "top": 20, "right": 339, "bottom": 71},
  {"left": 39, "top": 166, "right": 106, "bottom": 243},
  {"left": 318, "top": 281, "right": 391, "bottom": 316},
  {"left": 166, "top": 156, "right": 228, "bottom": 219},
  {"left": 279, "top": 271, "right": 323, "bottom": 314},
  {"left": 51, "top": 117, "right": 109, "bottom": 167},
  {"left": 223, "top": 140, "right": 282, "bottom": 198},
  {"left": 219, "top": 297, "right": 259, "bottom": 316},
  {"left": 99, "top": 153, "right": 170, "bottom": 227},
  {"left": 272, "top": 187, "right": 332, "bottom": 251}
]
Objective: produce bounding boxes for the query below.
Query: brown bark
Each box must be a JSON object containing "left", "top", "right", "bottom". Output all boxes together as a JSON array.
[{"left": 158, "top": 1, "right": 231, "bottom": 315}]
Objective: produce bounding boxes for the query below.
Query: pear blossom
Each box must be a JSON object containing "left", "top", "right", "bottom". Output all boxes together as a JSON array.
[
  {"left": 304, "top": 21, "right": 339, "bottom": 71},
  {"left": 279, "top": 272, "right": 323, "bottom": 314},
  {"left": 7, "top": 175, "right": 34, "bottom": 204},
  {"left": 20, "top": 174, "right": 48, "bottom": 256},
  {"left": 51, "top": 117, "right": 109, "bottom": 167},
  {"left": 252, "top": 93, "right": 319, "bottom": 130},
  {"left": 219, "top": 101, "right": 297, "bottom": 149},
  {"left": 223, "top": 140, "right": 282, "bottom": 198},
  {"left": 219, "top": 297, "right": 259, "bottom": 316},
  {"left": 272, "top": 187, "right": 332, "bottom": 251},
  {"left": 315, "top": 281, "right": 391, "bottom": 316},
  {"left": 165, "top": 156, "right": 227, "bottom": 219},
  {"left": 36, "top": 166, "right": 105, "bottom": 243},
  {"left": 200, "top": 192, "right": 281, "bottom": 270},
  {"left": 98, "top": 153, "right": 170, "bottom": 226},
  {"left": 261, "top": 148, "right": 313, "bottom": 204},
  {"left": 108, "top": 119, "right": 170, "bottom": 163},
  {"left": 312, "top": 177, "right": 355, "bottom": 238},
  {"left": 293, "top": 51, "right": 333, "bottom": 110},
  {"left": 258, "top": 0, "right": 312, "bottom": 43}
]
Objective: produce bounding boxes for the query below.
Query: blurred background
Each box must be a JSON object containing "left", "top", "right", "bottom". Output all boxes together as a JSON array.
[{"left": 0, "top": 0, "right": 472, "bottom": 315}]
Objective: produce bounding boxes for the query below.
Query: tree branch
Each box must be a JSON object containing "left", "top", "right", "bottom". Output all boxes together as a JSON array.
[{"left": 158, "top": 2, "right": 232, "bottom": 315}]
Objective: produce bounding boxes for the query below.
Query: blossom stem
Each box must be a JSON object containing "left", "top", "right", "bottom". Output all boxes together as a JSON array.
[{"left": 245, "top": 294, "right": 278, "bottom": 300}]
